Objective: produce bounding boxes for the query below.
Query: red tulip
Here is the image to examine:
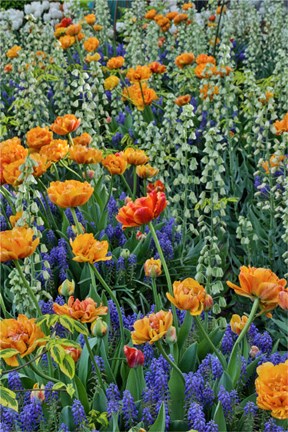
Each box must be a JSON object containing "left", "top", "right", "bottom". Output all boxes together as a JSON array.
[{"left": 123, "top": 345, "right": 145, "bottom": 368}]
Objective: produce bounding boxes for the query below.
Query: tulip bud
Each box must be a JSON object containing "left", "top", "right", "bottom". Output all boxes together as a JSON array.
[
  {"left": 165, "top": 326, "right": 177, "bottom": 344},
  {"left": 64, "top": 346, "right": 82, "bottom": 362},
  {"left": 136, "top": 231, "right": 147, "bottom": 241},
  {"left": 123, "top": 345, "right": 145, "bottom": 368},
  {"left": 58, "top": 279, "right": 75, "bottom": 296},
  {"left": 144, "top": 258, "right": 162, "bottom": 277},
  {"left": 120, "top": 248, "right": 130, "bottom": 259},
  {"left": 30, "top": 383, "right": 45, "bottom": 403},
  {"left": 204, "top": 294, "right": 213, "bottom": 311},
  {"left": 71, "top": 223, "right": 85, "bottom": 235},
  {"left": 86, "top": 169, "right": 95, "bottom": 179},
  {"left": 250, "top": 345, "right": 260, "bottom": 358},
  {"left": 91, "top": 318, "right": 108, "bottom": 337},
  {"left": 279, "top": 290, "right": 288, "bottom": 310},
  {"left": 105, "top": 116, "right": 112, "bottom": 123}
]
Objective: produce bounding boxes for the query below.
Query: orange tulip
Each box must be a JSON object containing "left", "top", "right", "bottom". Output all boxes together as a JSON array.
[
  {"left": 29, "top": 153, "right": 52, "bottom": 178},
  {"left": 200, "top": 84, "right": 219, "bottom": 100},
  {"left": 122, "top": 83, "right": 158, "bottom": 111},
  {"left": 50, "top": 114, "right": 81, "bottom": 135},
  {"left": 126, "top": 65, "right": 152, "bottom": 83},
  {"left": 175, "top": 95, "right": 191, "bottom": 106},
  {"left": 136, "top": 164, "right": 159, "bottom": 179},
  {"left": 166, "top": 12, "right": 178, "bottom": 20},
  {"left": 174, "top": 13, "right": 188, "bottom": 25},
  {"left": 255, "top": 360, "right": 288, "bottom": 419},
  {"left": 83, "top": 37, "right": 99, "bottom": 52},
  {"left": 227, "top": 266, "right": 287, "bottom": 313},
  {"left": 279, "top": 290, "right": 288, "bottom": 310},
  {"left": 149, "top": 62, "right": 166, "bottom": 74},
  {"left": 131, "top": 310, "right": 173, "bottom": 345},
  {"left": 85, "top": 53, "right": 101, "bottom": 63},
  {"left": 194, "top": 63, "right": 218, "bottom": 78},
  {"left": 73, "top": 133, "right": 92, "bottom": 146},
  {"left": 196, "top": 54, "right": 216, "bottom": 65},
  {"left": 54, "top": 27, "right": 67, "bottom": 38},
  {"left": 0, "top": 227, "right": 39, "bottom": 262},
  {"left": 230, "top": 314, "right": 249, "bottom": 335},
  {"left": 0, "top": 138, "right": 27, "bottom": 183},
  {"left": 39, "top": 139, "right": 69, "bottom": 162},
  {"left": 85, "top": 14, "right": 96, "bottom": 25},
  {"left": 53, "top": 296, "right": 108, "bottom": 323},
  {"left": 182, "top": 2, "right": 194, "bottom": 10},
  {"left": 166, "top": 278, "right": 207, "bottom": 315},
  {"left": 175, "top": 53, "right": 194, "bottom": 69},
  {"left": 262, "top": 154, "right": 286, "bottom": 174},
  {"left": 6, "top": 45, "right": 21, "bottom": 58},
  {"left": 63, "top": 346, "right": 82, "bottom": 362},
  {"left": 66, "top": 24, "right": 82, "bottom": 36},
  {"left": 93, "top": 24, "right": 103, "bottom": 31},
  {"left": 4, "top": 64, "right": 13, "bottom": 73},
  {"left": 2, "top": 158, "right": 24, "bottom": 186},
  {"left": 106, "top": 56, "right": 125, "bottom": 69},
  {"left": 9, "top": 211, "right": 23, "bottom": 227},
  {"left": 69, "top": 145, "right": 103, "bottom": 164},
  {"left": 0, "top": 315, "right": 45, "bottom": 366},
  {"left": 104, "top": 75, "right": 120, "bottom": 90},
  {"left": 70, "top": 233, "right": 111, "bottom": 264},
  {"left": 102, "top": 152, "right": 127, "bottom": 175},
  {"left": 147, "top": 180, "right": 165, "bottom": 193},
  {"left": 145, "top": 9, "right": 157, "bottom": 19},
  {"left": 123, "top": 147, "right": 149, "bottom": 165},
  {"left": 26, "top": 127, "right": 53, "bottom": 150},
  {"left": 47, "top": 180, "right": 94, "bottom": 208},
  {"left": 59, "top": 35, "right": 75, "bottom": 49},
  {"left": 116, "top": 190, "right": 167, "bottom": 229},
  {"left": 273, "top": 113, "right": 288, "bottom": 134},
  {"left": 144, "top": 258, "right": 162, "bottom": 277}
]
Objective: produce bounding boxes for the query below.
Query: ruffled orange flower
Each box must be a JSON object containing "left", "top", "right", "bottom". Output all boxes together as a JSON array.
[
  {"left": 131, "top": 310, "right": 173, "bottom": 345},
  {"left": 30, "top": 153, "right": 52, "bottom": 177},
  {"left": 227, "top": 266, "right": 287, "bottom": 313},
  {"left": 175, "top": 53, "right": 195, "bottom": 69},
  {"left": 175, "top": 94, "right": 191, "bottom": 106},
  {"left": 93, "top": 24, "right": 103, "bottom": 31},
  {"left": 122, "top": 83, "right": 158, "bottom": 110},
  {"left": 200, "top": 83, "right": 219, "bottom": 100},
  {"left": 83, "top": 37, "right": 99, "bottom": 52},
  {"left": 255, "top": 360, "right": 288, "bottom": 419},
  {"left": 107, "top": 56, "right": 125, "bottom": 69},
  {"left": 116, "top": 190, "right": 167, "bottom": 229},
  {"left": 66, "top": 24, "right": 82, "bottom": 36},
  {"left": 274, "top": 113, "right": 288, "bottom": 134},
  {"left": 145, "top": 9, "right": 157, "bottom": 19},
  {"left": 147, "top": 180, "right": 165, "bottom": 193},
  {"left": 84, "top": 14, "right": 96, "bottom": 25},
  {"left": 124, "top": 147, "right": 149, "bottom": 165},
  {"left": 50, "top": 114, "right": 81, "bottom": 135},
  {"left": 4, "top": 64, "right": 13, "bottom": 73},
  {"left": 174, "top": 13, "right": 188, "bottom": 25},
  {"left": 69, "top": 145, "right": 103, "bottom": 164},
  {"left": 166, "top": 12, "right": 178, "bottom": 20},
  {"left": 47, "top": 180, "right": 94, "bottom": 208},
  {"left": 0, "top": 138, "right": 27, "bottom": 183},
  {"left": 85, "top": 52, "right": 101, "bottom": 63},
  {"left": 70, "top": 233, "right": 111, "bottom": 264},
  {"left": 76, "top": 32, "right": 85, "bottom": 42},
  {"left": 155, "top": 16, "right": 170, "bottom": 32},
  {"left": 59, "top": 35, "right": 75, "bottom": 49},
  {"left": 54, "top": 27, "right": 67, "bottom": 38},
  {"left": 0, "top": 315, "right": 45, "bottom": 366},
  {"left": 26, "top": 127, "right": 53, "bottom": 150},
  {"left": 182, "top": 2, "right": 194, "bottom": 10},
  {"left": 144, "top": 258, "right": 162, "bottom": 277},
  {"left": 126, "top": 65, "right": 152, "bottom": 83},
  {"left": 136, "top": 164, "right": 159, "bottom": 179},
  {"left": 166, "top": 278, "right": 207, "bottom": 316},
  {"left": 149, "top": 62, "right": 166, "bottom": 74},
  {"left": 40, "top": 139, "right": 69, "bottom": 162},
  {"left": 2, "top": 158, "right": 24, "bottom": 186},
  {"left": 0, "top": 227, "right": 40, "bottom": 262},
  {"left": 196, "top": 54, "right": 216, "bottom": 65},
  {"left": 262, "top": 154, "right": 287, "bottom": 174},
  {"left": 194, "top": 63, "right": 218, "bottom": 78},
  {"left": 102, "top": 152, "right": 127, "bottom": 175},
  {"left": 73, "top": 133, "right": 92, "bottom": 146},
  {"left": 9, "top": 211, "right": 23, "bottom": 227},
  {"left": 279, "top": 290, "right": 288, "bottom": 310},
  {"left": 104, "top": 75, "right": 120, "bottom": 90},
  {"left": 6, "top": 45, "right": 21, "bottom": 58},
  {"left": 230, "top": 314, "right": 249, "bottom": 335},
  {"left": 53, "top": 296, "right": 108, "bottom": 323}
]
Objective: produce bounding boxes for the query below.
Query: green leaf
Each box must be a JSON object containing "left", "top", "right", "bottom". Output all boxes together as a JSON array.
[
  {"left": 177, "top": 312, "right": 193, "bottom": 353},
  {"left": 0, "top": 348, "right": 20, "bottom": 359},
  {"left": 52, "top": 382, "right": 66, "bottom": 391},
  {"left": 74, "top": 375, "right": 90, "bottom": 414},
  {"left": 213, "top": 402, "right": 227, "bottom": 431},
  {"left": 149, "top": 402, "right": 166, "bottom": 432},
  {"left": 58, "top": 316, "right": 74, "bottom": 333},
  {"left": 78, "top": 337, "right": 98, "bottom": 385},
  {"left": 125, "top": 367, "right": 145, "bottom": 401},
  {"left": 50, "top": 345, "right": 66, "bottom": 365},
  {"left": 179, "top": 342, "right": 198, "bottom": 373},
  {"left": 60, "top": 354, "right": 75, "bottom": 379},
  {"left": 72, "top": 320, "right": 89, "bottom": 336},
  {"left": 227, "top": 345, "right": 241, "bottom": 386},
  {"left": 66, "top": 383, "right": 75, "bottom": 398},
  {"left": 0, "top": 386, "right": 18, "bottom": 411},
  {"left": 168, "top": 369, "right": 185, "bottom": 421}
]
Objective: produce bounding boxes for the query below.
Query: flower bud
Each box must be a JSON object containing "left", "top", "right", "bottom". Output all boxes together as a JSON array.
[
  {"left": 120, "top": 248, "right": 130, "bottom": 259},
  {"left": 136, "top": 231, "right": 147, "bottom": 241},
  {"left": 250, "top": 345, "right": 260, "bottom": 358},
  {"left": 30, "top": 383, "right": 45, "bottom": 403},
  {"left": 279, "top": 290, "right": 288, "bottom": 310},
  {"left": 165, "top": 326, "right": 177, "bottom": 344},
  {"left": 144, "top": 258, "right": 162, "bottom": 277},
  {"left": 123, "top": 345, "right": 145, "bottom": 368},
  {"left": 91, "top": 318, "right": 108, "bottom": 337},
  {"left": 58, "top": 279, "right": 75, "bottom": 296},
  {"left": 64, "top": 346, "right": 82, "bottom": 362},
  {"left": 204, "top": 294, "right": 213, "bottom": 311}
]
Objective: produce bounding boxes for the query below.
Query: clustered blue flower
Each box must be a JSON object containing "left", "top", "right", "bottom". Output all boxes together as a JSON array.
[
  {"left": 122, "top": 390, "right": 138, "bottom": 429},
  {"left": 218, "top": 386, "right": 239, "bottom": 419},
  {"left": 106, "top": 384, "right": 121, "bottom": 417},
  {"left": 71, "top": 399, "right": 87, "bottom": 428}
]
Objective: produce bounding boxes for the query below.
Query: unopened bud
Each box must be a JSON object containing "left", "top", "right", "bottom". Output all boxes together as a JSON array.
[
  {"left": 30, "top": 383, "right": 45, "bottom": 403},
  {"left": 165, "top": 326, "right": 177, "bottom": 344},
  {"left": 120, "top": 248, "right": 130, "bottom": 259},
  {"left": 144, "top": 258, "right": 162, "bottom": 277},
  {"left": 64, "top": 346, "right": 82, "bottom": 362},
  {"left": 136, "top": 231, "right": 147, "bottom": 241},
  {"left": 249, "top": 345, "right": 260, "bottom": 358},
  {"left": 58, "top": 279, "right": 75, "bottom": 296},
  {"left": 204, "top": 294, "right": 213, "bottom": 311},
  {"left": 91, "top": 318, "right": 108, "bottom": 337}
]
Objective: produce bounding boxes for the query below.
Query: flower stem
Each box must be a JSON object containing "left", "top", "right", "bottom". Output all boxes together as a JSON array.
[
  {"left": 151, "top": 277, "right": 162, "bottom": 310},
  {"left": 156, "top": 341, "right": 185, "bottom": 384},
  {"left": 132, "top": 166, "right": 137, "bottom": 199},
  {"left": 120, "top": 174, "right": 133, "bottom": 197},
  {"left": 194, "top": 316, "right": 227, "bottom": 370},
  {"left": 148, "top": 222, "right": 178, "bottom": 330},
  {"left": 212, "top": 1, "right": 225, "bottom": 58},
  {"left": 83, "top": 334, "right": 106, "bottom": 393},
  {"left": 90, "top": 265, "right": 125, "bottom": 344},
  {"left": 29, "top": 361, "right": 59, "bottom": 384},
  {"left": 70, "top": 207, "right": 84, "bottom": 234},
  {"left": 227, "top": 298, "right": 259, "bottom": 372},
  {"left": 14, "top": 260, "right": 42, "bottom": 316}
]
